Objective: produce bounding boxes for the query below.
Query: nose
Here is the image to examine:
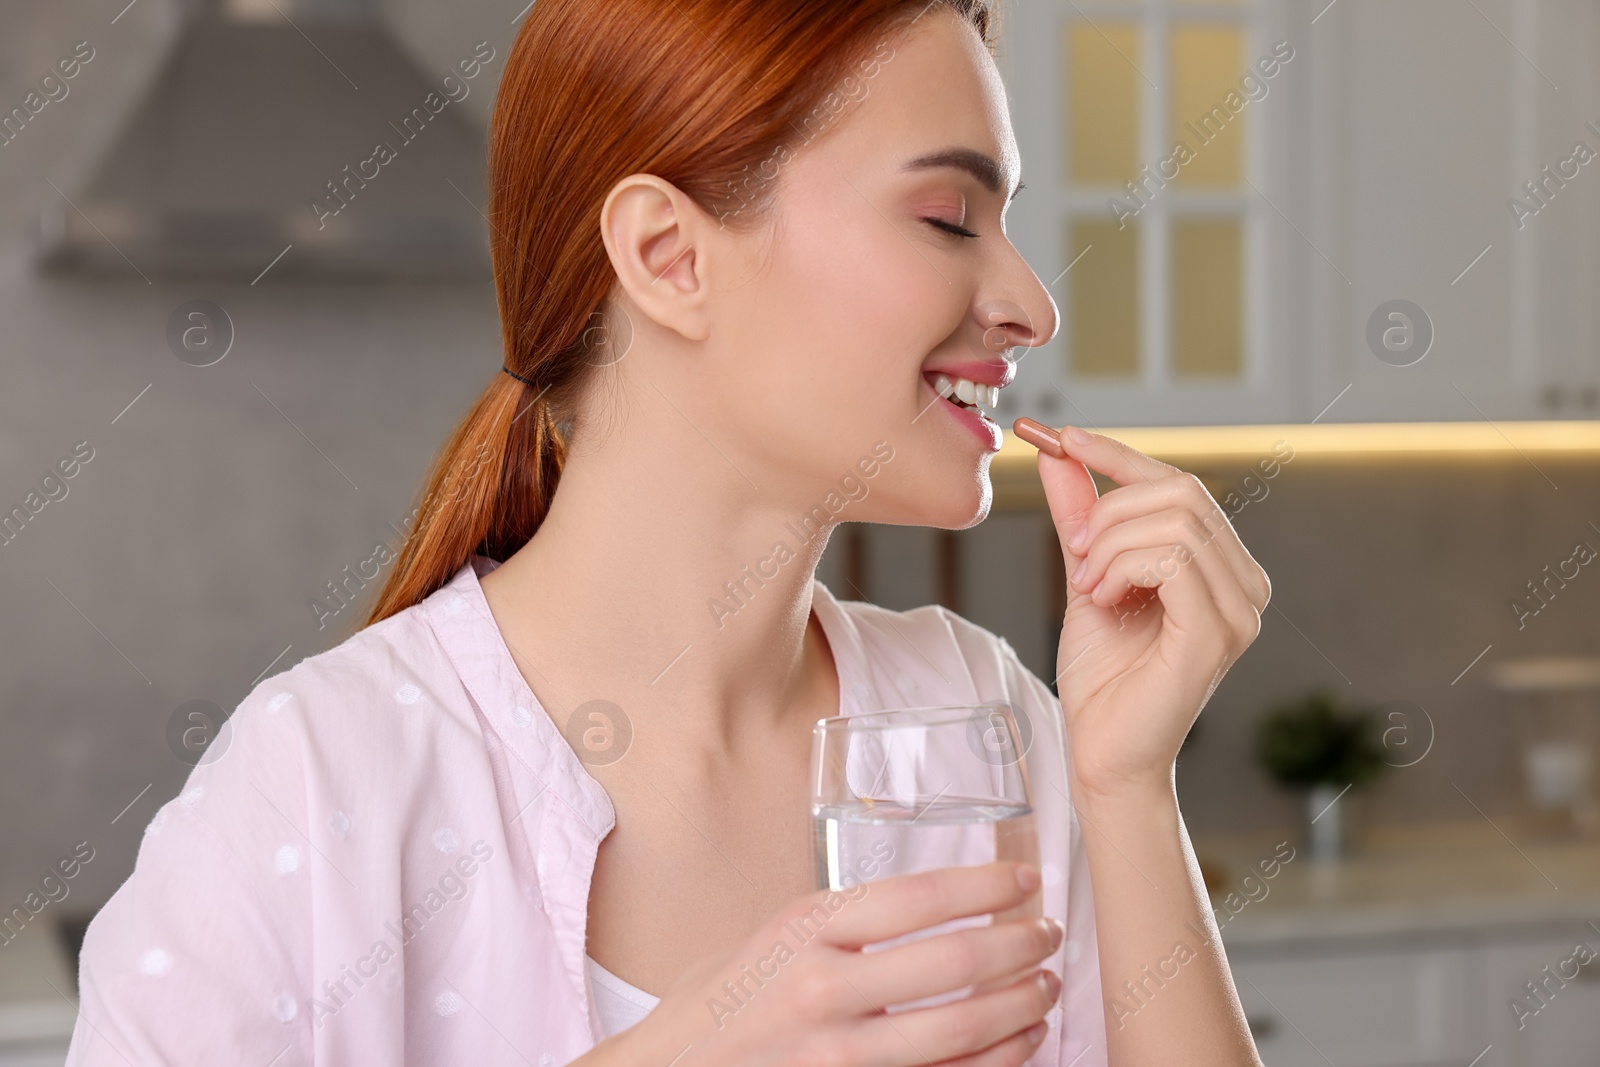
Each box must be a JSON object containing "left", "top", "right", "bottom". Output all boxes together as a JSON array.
[
  {"left": 972, "top": 289, "right": 1059, "bottom": 376},
  {"left": 972, "top": 238, "right": 1061, "bottom": 372}
]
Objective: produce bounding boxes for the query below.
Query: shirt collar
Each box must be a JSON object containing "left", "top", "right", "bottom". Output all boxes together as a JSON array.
[
  {"left": 809, "top": 577, "right": 876, "bottom": 717},
  {"left": 422, "top": 555, "right": 616, "bottom": 838},
  {"left": 421, "top": 556, "right": 877, "bottom": 841}
]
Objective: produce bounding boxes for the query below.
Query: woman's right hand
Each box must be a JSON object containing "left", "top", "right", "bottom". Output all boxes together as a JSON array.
[{"left": 586, "top": 861, "right": 1063, "bottom": 1067}]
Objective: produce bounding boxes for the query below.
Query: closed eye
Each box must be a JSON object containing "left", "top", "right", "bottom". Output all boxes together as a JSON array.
[{"left": 923, "top": 217, "right": 979, "bottom": 240}]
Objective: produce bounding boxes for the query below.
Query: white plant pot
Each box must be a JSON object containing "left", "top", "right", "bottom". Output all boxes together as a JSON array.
[{"left": 1305, "top": 783, "right": 1353, "bottom": 861}]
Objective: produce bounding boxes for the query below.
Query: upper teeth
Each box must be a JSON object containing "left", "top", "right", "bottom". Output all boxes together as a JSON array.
[{"left": 933, "top": 374, "right": 999, "bottom": 409}]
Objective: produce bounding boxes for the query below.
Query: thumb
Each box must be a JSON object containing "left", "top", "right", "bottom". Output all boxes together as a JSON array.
[{"left": 1037, "top": 446, "right": 1099, "bottom": 600}]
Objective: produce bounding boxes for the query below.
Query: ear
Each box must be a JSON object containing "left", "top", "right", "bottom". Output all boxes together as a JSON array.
[{"left": 599, "top": 175, "right": 710, "bottom": 342}]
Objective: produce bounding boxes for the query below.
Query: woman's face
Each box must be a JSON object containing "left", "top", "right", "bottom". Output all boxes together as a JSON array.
[{"left": 605, "top": 6, "right": 1058, "bottom": 531}]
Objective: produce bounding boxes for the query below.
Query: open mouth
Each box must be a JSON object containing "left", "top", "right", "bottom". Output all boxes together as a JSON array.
[
  {"left": 920, "top": 370, "right": 1005, "bottom": 453},
  {"left": 926, "top": 372, "right": 1000, "bottom": 413}
]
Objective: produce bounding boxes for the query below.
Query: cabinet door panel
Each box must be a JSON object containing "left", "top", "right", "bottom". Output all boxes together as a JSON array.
[
  {"left": 1231, "top": 946, "right": 1480, "bottom": 1067},
  {"left": 1310, "top": 0, "right": 1519, "bottom": 422},
  {"left": 1482, "top": 934, "right": 1600, "bottom": 1067},
  {"left": 1309, "top": 0, "right": 1600, "bottom": 423}
]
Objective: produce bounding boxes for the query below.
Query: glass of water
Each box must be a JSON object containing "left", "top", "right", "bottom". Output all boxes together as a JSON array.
[{"left": 810, "top": 703, "right": 1040, "bottom": 1006}]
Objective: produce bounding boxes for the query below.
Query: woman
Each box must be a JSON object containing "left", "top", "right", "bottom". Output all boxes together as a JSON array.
[{"left": 67, "top": 0, "right": 1269, "bottom": 1064}]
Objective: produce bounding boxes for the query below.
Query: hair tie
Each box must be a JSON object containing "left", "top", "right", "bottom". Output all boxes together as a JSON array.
[{"left": 502, "top": 365, "right": 538, "bottom": 387}]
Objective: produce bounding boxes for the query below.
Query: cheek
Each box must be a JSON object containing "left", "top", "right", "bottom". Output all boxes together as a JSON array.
[
  {"left": 768, "top": 206, "right": 985, "bottom": 522},
  {"left": 703, "top": 189, "right": 985, "bottom": 523},
  {"left": 728, "top": 209, "right": 938, "bottom": 433},
  {"left": 777, "top": 199, "right": 951, "bottom": 411}
]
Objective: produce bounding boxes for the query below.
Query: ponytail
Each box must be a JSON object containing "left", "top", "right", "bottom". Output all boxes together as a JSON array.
[{"left": 361, "top": 371, "right": 565, "bottom": 628}]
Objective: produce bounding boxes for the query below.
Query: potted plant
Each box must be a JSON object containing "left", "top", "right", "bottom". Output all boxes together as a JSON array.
[{"left": 1255, "top": 686, "right": 1387, "bottom": 860}]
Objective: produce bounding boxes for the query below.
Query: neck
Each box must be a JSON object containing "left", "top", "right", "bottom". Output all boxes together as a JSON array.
[{"left": 479, "top": 410, "right": 840, "bottom": 753}]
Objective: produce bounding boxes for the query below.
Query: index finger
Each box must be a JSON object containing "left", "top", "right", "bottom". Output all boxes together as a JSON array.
[
  {"left": 1014, "top": 418, "right": 1181, "bottom": 489},
  {"left": 804, "top": 861, "right": 1041, "bottom": 949}
]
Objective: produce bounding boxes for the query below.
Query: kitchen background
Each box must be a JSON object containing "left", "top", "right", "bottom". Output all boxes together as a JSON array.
[{"left": 2, "top": 0, "right": 1599, "bottom": 1064}]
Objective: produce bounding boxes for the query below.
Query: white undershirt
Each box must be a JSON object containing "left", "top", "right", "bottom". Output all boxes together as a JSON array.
[{"left": 585, "top": 954, "right": 661, "bottom": 1038}]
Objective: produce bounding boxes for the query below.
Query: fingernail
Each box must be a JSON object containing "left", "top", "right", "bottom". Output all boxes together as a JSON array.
[
  {"left": 1026, "top": 1020, "right": 1049, "bottom": 1046},
  {"left": 1070, "top": 561, "right": 1087, "bottom": 584},
  {"left": 1066, "top": 527, "right": 1088, "bottom": 551},
  {"left": 1036, "top": 970, "right": 1061, "bottom": 1002},
  {"left": 1015, "top": 863, "right": 1041, "bottom": 892},
  {"left": 1064, "top": 425, "right": 1093, "bottom": 445},
  {"left": 1039, "top": 916, "right": 1065, "bottom": 950}
]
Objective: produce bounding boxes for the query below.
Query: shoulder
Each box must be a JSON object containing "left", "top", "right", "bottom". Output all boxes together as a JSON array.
[
  {"left": 236, "top": 595, "right": 474, "bottom": 752},
  {"left": 159, "top": 589, "right": 486, "bottom": 870},
  {"left": 69, "top": 604, "right": 473, "bottom": 1063}
]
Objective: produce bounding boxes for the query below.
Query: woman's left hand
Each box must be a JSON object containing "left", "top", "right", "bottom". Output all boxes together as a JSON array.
[{"left": 1032, "top": 425, "right": 1271, "bottom": 800}]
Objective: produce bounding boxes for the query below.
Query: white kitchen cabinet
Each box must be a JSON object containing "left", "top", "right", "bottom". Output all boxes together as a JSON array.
[
  {"left": 0, "top": 928, "right": 77, "bottom": 1066},
  {"left": 998, "top": 0, "right": 1299, "bottom": 428},
  {"left": 1519, "top": 0, "right": 1600, "bottom": 421},
  {"left": 1222, "top": 921, "right": 1600, "bottom": 1067},
  {"left": 1229, "top": 942, "right": 1483, "bottom": 1067},
  {"left": 1000, "top": 0, "right": 1600, "bottom": 426},
  {"left": 1480, "top": 932, "right": 1600, "bottom": 1067},
  {"left": 0, "top": 1001, "right": 75, "bottom": 1067},
  {"left": 1304, "top": 0, "right": 1600, "bottom": 425}
]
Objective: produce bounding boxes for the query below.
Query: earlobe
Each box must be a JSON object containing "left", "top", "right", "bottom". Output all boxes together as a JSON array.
[{"left": 600, "top": 175, "right": 711, "bottom": 341}]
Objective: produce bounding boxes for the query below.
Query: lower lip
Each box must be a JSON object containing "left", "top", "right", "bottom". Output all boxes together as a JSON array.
[{"left": 930, "top": 387, "right": 1003, "bottom": 452}]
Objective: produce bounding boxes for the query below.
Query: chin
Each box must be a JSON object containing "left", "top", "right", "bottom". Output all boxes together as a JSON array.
[
  {"left": 949, "top": 467, "right": 994, "bottom": 528},
  {"left": 868, "top": 462, "right": 993, "bottom": 530}
]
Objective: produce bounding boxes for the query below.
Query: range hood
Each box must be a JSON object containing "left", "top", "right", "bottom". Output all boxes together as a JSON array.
[{"left": 35, "top": 0, "right": 493, "bottom": 280}]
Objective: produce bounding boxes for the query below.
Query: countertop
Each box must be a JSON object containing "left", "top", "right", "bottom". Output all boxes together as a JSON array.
[{"left": 1192, "top": 818, "right": 1600, "bottom": 949}]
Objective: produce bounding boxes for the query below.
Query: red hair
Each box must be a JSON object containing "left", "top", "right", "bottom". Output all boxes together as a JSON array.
[{"left": 363, "top": 0, "right": 997, "bottom": 629}]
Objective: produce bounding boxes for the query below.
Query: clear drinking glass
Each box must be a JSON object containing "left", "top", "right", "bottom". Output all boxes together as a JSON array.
[{"left": 810, "top": 704, "right": 1041, "bottom": 1007}]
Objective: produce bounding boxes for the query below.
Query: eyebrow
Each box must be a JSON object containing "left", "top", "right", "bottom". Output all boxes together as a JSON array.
[{"left": 900, "top": 147, "right": 1025, "bottom": 202}]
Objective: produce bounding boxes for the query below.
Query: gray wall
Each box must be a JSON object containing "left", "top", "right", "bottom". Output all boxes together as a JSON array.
[
  {"left": 0, "top": 0, "right": 518, "bottom": 909},
  {"left": 0, "top": 241, "right": 502, "bottom": 909}
]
